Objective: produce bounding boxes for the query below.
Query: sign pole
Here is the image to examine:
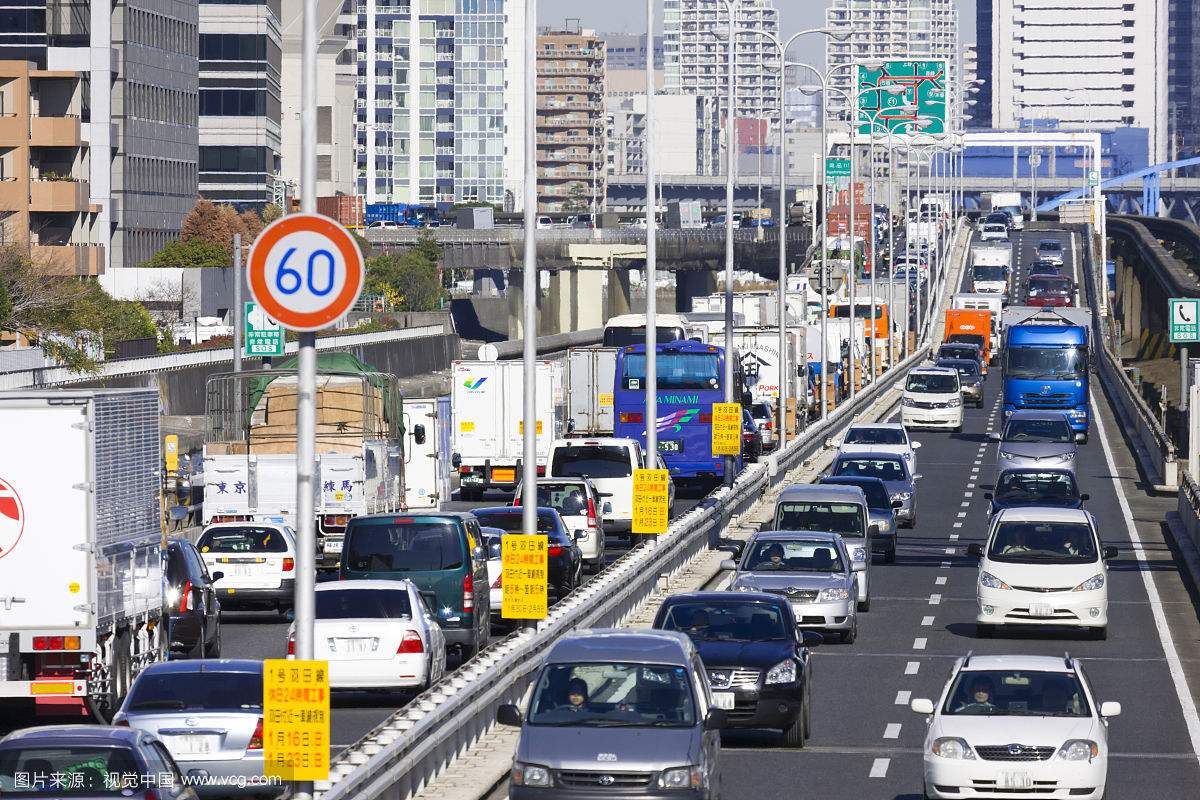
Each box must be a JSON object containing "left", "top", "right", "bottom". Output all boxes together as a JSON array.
[
  {"left": 644, "top": 0, "right": 658, "bottom": 500},
  {"left": 233, "top": 233, "right": 243, "bottom": 373},
  {"left": 1182, "top": 346, "right": 1190, "bottom": 413},
  {"left": 520, "top": 0, "right": 538, "bottom": 590}
]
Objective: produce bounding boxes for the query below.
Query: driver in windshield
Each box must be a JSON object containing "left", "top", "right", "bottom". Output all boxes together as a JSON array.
[
  {"left": 565, "top": 678, "right": 589, "bottom": 711},
  {"left": 1001, "top": 528, "right": 1032, "bottom": 554},
  {"left": 684, "top": 609, "right": 711, "bottom": 637},
  {"left": 956, "top": 677, "right": 997, "bottom": 713},
  {"left": 760, "top": 543, "right": 786, "bottom": 569}
]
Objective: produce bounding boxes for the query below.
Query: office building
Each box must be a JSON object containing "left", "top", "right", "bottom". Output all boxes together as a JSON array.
[
  {"left": 662, "top": 0, "right": 781, "bottom": 123},
  {"left": 603, "top": 32, "right": 663, "bottom": 94},
  {"left": 606, "top": 93, "right": 720, "bottom": 177},
  {"left": 989, "top": 0, "right": 1169, "bottom": 163},
  {"left": 973, "top": 5, "right": 993, "bottom": 128},
  {"left": 0, "top": 0, "right": 199, "bottom": 271},
  {"left": 1168, "top": 0, "right": 1200, "bottom": 159},
  {"left": 785, "top": 88, "right": 821, "bottom": 129},
  {"left": 280, "top": 0, "right": 357, "bottom": 198},
  {"left": 536, "top": 25, "right": 605, "bottom": 214}
]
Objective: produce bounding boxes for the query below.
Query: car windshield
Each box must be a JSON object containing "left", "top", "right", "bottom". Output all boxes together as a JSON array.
[
  {"left": 197, "top": 526, "right": 288, "bottom": 553},
  {"left": 844, "top": 426, "right": 906, "bottom": 446},
  {"left": 483, "top": 534, "right": 503, "bottom": 560},
  {"left": 906, "top": 373, "right": 959, "bottom": 393},
  {"left": 937, "top": 359, "right": 979, "bottom": 377},
  {"left": 529, "top": 483, "right": 590, "bottom": 516},
  {"left": 833, "top": 457, "right": 907, "bottom": 482},
  {"left": 973, "top": 266, "right": 1005, "bottom": 281},
  {"left": 622, "top": 353, "right": 721, "bottom": 391},
  {"left": 744, "top": 539, "right": 847, "bottom": 572},
  {"left": 832, "top": 305, "right": 884, "bottom": 319},
  {"left": 988, "top": 521, "right": 1097, "bottom": 564},
  {"left": 527, "top": 662, "right": 696, "bottom": 727},
  {"left": 1030, "top": 261, "right": 1058, "bottom": 273},
  {"left": 317, "top": 588, "right": 412, "bottom": 619},
  {"left": 774, "top": 502, "right": 864, "bottom": 537},
  {"left": 938, "top": 346, "right": 978, "bottom": 361},
  {"left": 943, "top": 670, "right": 1090, "bottom": 717},
  {"left": 1004, "top": 417, "right": 1073, "bottom": 443},
  {"left": 343, "top": 520, "right": 463, "bottom": 572},
  {"left": 995, "top": 471, "right": 1079, "bottom": 503},
  {"left": 0, "top": 747, "right": 142, "bottom": 796},
  {"left": 1029, "top": 277, "right": 1070, "bottom": 296},
  {"left": 1039, "top": 241, "right": 1062, "bottom": 253},
  {"left": 473, "top": 512, "right": 558, "bottom": 535},
  {"left": 126, "top": 671, "right": 262, "bottom": 712},
  {"left": 1004, "top": 346, "right": 1086, "bottom": 380},
  {"left": 821, "top": 478, "right": 890, "bottom": 509},
  {"left": 550, "top": 446, "right": 632, "bottom": 479},
  {"left": 658, "top": 601, "right": 791, "bottom": 641}
]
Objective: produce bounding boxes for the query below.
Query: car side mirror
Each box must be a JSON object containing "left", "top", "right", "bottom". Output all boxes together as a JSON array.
[
  {"left": 910, "top": 698, "right": 935, "bottom": 715},
  {"left": 603, "top": 502, "right": 613, "bottom": 514},
  {"left": 1103, "top": 546, "right": 1118, "bottom": 561},
  {"left": 1081, "top": 493, "right": 1090, "bottom": 501},
  {"left": 573, "top": 531, "right": 587, "bottom": 541},
  {"left": 1074, "top": 432, "right": 1086, "bottom": 443},
  {"left": 496, "top": 704, "right": 524, "bottom": 727},
  {"left": 891, "top": 500, "right": 903, "bottom": 509},
  {"left": 800, "top": 631, "right": 823, "bottom": 648},
  {"left": 704, "top": 708, "right": 727, "bottom": 731},
  {"left": 911, "top": 441, "right": 922, "bottom": 450},
  {"left": 912, "top": 473, "right": 923, "bottom": 481},
  {"left": 211, "top": 571, "right": 224, "bottom": 582},
  {"left": 968, "top": 543, "right": 984, "bottom": 558},
  {"left": 851, "top": 560, "right": 866, "bottom": 572},
  {"left": 1100, "top": 701, "right": 1122, "bottom": 718},
  {"left": 413, "top": 424, "right": 426, "bottom": 446},
  {"left": 983, "top": 492, "right": 993, "bottom": 500},
  {"left": 473, "top": 546, "right": 486, "bottom": 561},
  {"left": 719, "top": 559, "right": 737, "bottom": 571},
  {"left": 988, "top": 431, "right": 1001, "bottom": 441}
]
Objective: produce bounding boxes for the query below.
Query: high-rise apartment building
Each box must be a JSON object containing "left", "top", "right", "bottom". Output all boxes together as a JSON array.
[
  {"left": 988, "top": 0, "right": 1169, "bottom": 163},
  {"left": 535, "top": 25, "right": 605, "bottom": 214},
  {"left": 785, "top": 88, "right": 822, "bottom": 129},
  {"left": 455, "top": 0, "right": 509, "bottom": 206},
  {"left": 962, "top": 44, "right": 986, "bottom": 128},
  {"left": 199, "top": 0, "right": 283, "bottom": 210},
  {"left": 825, "top": 0, "right": 959, "bottom": 120},
  {"left": 1167, "top": 0, "right": 1199, "bottom": 159},
  {"left": 606, "top": 93, "right": 720, "bottom": 177},
  {"left": 662, "top": 0, "right": 781, "bottom": 123},
  {"left": 603, "top": 32, "right": 664, "bottom": 95},
  {"left": 973, "top": 4, "right": 993, "bottom": 128},
  {"left": 0, "top": 0, "right": 199, "bottom": 271}
]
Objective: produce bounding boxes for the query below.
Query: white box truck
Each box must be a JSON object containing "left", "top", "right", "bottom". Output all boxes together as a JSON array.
[
  {"left": 732, "top": 326, "right": 804, "bottom": 406},
  {"left": 402, "top": 396, "right": 454, "bottom": 510},
  {"left": 691, "top": 292, "right": 778, "bottom": 327},
  {"left": 565, "top": 347, "right": 618, "bottom": 437},
  {"left": 969, "top": 242, "right": 1013, "bottom": 295},
  {"left": 452, "top": 359, "right": 564, "bottom": 500},
  {"left": 0, "top": 389, "right": 165, "bottom": 715},
  {"left": 987, "top": 192, "right": 1024, "bottom": 229}
]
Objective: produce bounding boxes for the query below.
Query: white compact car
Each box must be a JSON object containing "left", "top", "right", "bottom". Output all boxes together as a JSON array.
[
  {"left": 978, "top": 223, "right": 1009, "bottom": 242},
  {"left": 902, "top": 367, "right": 964, "bottom": 432},
  {"left": 835, "top": 421, "right": 922, "bottom": 474},
  {"left": 970, "top": 507, "right": 1116, "bottom": 639},
  {"left": 513, "top": 477, "right": 606, "bottom": 570},
  {"left": 196, "top": 522, "right": 298, "bottom": 614},
  {"left": 911, "top": 653, "right": 1121, "bottom": 800},
  {"left": 545, "top": 437, "right": 673, "bottom": 535},
  {"left": 289, "top": 580, "right": 447, "bottom": 691}
]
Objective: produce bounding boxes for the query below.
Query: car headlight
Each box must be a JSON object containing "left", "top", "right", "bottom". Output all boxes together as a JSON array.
[
  {"left": 876, "top": 519, "right": 891, "bottom": 532},
  {"left": 1000, "top": 450, "right": 1017, "bottom": 460},
  {"left": 980, "top": 571, "right": 1011, "bottom": 590},
  {"left": 658, "top": 766, "right": 703, "bottom": 790},
  {"left": 1073, "top": 574, "right": 1104, "bottom": 592},
  {"left": 1056, "top": 740, "right": 1099, "bottom": 762},
  {"left": 891, "top": 492, "right": 912, "bottom": 502},
  {"left": 512, "top": 763, "right": 551, "bottom": 787},
  {"left": 902, "top": 397, "right": 917, "bottom": 407},
  {"left": 948, "top": 397, "right": 962, "bottom": 407},
  {"left": 1056, "top": 453, "right": 1074, "bottom": 463},
  {"left": 765, "top": 658, "right": 798, "bottom": 684},
  {"left": 852, "top": 547, "right": 867, "bottom": 562},
  {"left": 818, "top": 587, "right": 851, "bottom": 602},
  {"left": 932, "top": 737, "right": 976, "bottom": 760}
]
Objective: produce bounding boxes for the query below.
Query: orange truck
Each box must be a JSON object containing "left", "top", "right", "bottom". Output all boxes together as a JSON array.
[{"left": 944, "top": 308, "right": 993, "bottom": 366}]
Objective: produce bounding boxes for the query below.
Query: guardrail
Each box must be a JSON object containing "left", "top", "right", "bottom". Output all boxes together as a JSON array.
[
  {"left": 1107, "top": 216, "right": 1200, "bottom": 298},
  {"left": 314, "top": 218, "right": 964, "bottom": 800}
]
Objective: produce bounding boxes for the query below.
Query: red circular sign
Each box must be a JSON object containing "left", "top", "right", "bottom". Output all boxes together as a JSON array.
[
  {"left": 247, "top": 213, "right": 365, "bottom": 331},
  {"left": 0, "top": 478, "right": 26, "bottom": 560}
]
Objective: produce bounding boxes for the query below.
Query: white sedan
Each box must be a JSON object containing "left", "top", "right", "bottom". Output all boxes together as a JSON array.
[
  {"left": 288, "top": 580, "right": 447, "bottom": 692},
  {"left": 833, "top": 422, "right": 922, "bottom": 474},
  {"left": 910, "top": 654, "right": 1120, "bottom": 800}
]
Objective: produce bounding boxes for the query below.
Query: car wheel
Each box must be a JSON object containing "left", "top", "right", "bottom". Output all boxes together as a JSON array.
[
  {"left": 840, "top": 620, "right": 857, "bottom": 644},
  {"left": 1090, "top": 626, "right": 1107, "bottom": 641},
  {"left": 857, "top": 597, "right": 870, "bottom": 613},
  {"left": 204, "top": 625, "right": 222, "bottom": 659},
  {"left": 803, "top": 692, "right": 812, "bottom": 738},
  {"left": 185, "top": 636, "right": 205, "bottom": 660},
  {"left": 976, "top": 623, "right": 993, "bottom": 639},
  {"left": 954, "top": 424, "right": 963, "bottom": 433},
  {"left": 782, "top": 710, "right": 806, "bottom": 748},
  {"left": 885, "top": 545, "right": 897, "bottom": 565}
]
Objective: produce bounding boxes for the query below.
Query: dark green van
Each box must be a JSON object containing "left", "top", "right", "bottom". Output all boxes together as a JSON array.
[{"left": 339, "top": 512, "right": 490, "bottom": 658}]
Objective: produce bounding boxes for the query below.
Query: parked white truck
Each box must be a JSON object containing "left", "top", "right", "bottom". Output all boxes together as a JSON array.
[
  {"left": 0, "top": 389, "right": 165, "bottom": 715},
  {"left": 203, "top": 354, "right": 405, "bottom": 568},
  {"left": 452, "top": 359, "right": 564, "bottom": 500},
  {"left": 565, "top": 347, "right": 618, "bottom": 437}
]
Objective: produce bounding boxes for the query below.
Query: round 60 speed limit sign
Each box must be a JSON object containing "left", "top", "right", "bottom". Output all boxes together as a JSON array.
[{"left": 247, "top": 213, "right": 365, "bottom": 331}]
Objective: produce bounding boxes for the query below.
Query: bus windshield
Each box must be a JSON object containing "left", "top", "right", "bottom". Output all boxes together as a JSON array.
[
  {"left": 603, "top": 326, "right": 685, "bottom": 347},
  {"left": 621, "top": 353, "right": 721, "bottom": 391},
  {"left": 1004, "top": 346, "right": 1086, "bottom": 380}
]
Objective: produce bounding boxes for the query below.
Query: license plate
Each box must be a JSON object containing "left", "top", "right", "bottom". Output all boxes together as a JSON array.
[
  {"left": 1000, "top": 771, "right": 1032, "bottom": 791},
  {"left": 1030, "top": 603, "right": 1055, "bottom": 618},
  {"left": 492, "top": 468, "right": 515, "bottom": 483},
  {"left": 166, "top": 735, "right": 216, "bottom": 756},
  {"left": 658, "top": 440, "right": 682, "bottom": 453},
  {"left": 228, "top": 565, "right": 256, "bottom": 578},
  {"left": 324, "top": 539, "right": 343, "bottom": 554},
  {"left": 336, "top": 638, "right": 372, "bottom": 654},
  {"left": 711, "top": 692, "right": 735, "bottom": 710}
]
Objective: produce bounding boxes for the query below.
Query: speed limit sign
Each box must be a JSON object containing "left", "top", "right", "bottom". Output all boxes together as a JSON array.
[{"left": 247, "top": 213, "right": 365, "bottom": 331}]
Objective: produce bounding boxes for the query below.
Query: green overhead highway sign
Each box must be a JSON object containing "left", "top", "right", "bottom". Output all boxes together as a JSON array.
[
  {"left": 824, "top": 157, "right": 851, "bottom": 193},
  {"left": 857, "top": 60, "right": 947, "bottom": 136},
  {"left": 1171, "top": 298, "right": 1200, "bottom": 343}
]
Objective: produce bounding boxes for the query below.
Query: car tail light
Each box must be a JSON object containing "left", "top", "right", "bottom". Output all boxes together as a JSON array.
[
  {"left": 698, "top": 413, "right": 712, "bottom": 423},
  {"left": 764, "top": 421, "right": 774, "bottom": 430},
  {"left": 113, "top": 718, "right": 129, "bottom": 727},
  {"left": 178, "top": 581, "right": 193, "bottom": 613},
  {"left": 32, "top": 636, "right": 80, "bottom": 651},
  {"left": 287, "top": 637, "right": 295, "bottom": 655},
  {"left": 536, "top": 465, "right": 545, "bottom": 476},
  {"left": 247, "top": 717, "right": 264, "bottom": 750},
  {"left": 586, "top": 498, "right": 600, "bottom": 529},
  {"left": 397, "top": 631, "right": 424, "bottom": 654},
  {"left": 619, "top": 412, "right": 643, "bottom": 424},
  {"left": 282, "top": 558, "right": 295, "bottom": 573},
  {"left": 463, "top": 573, "right": 474, "bottom": 613},
  {"left": 491, "top": 573, "right": 502, "bottom": 589},
  {"left": 547, "top": 545, "right": 563, "bottom": 557},
  {"left": 460, "top": 466, "right": 471, "bottom": 474}
]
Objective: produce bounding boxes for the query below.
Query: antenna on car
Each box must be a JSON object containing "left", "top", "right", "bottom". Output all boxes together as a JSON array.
[
  {"left": 1063, "top": 652, "right": 1073, "bottom": 670},
  {"left": 962, "top": 650, "right": 973, "bottom": 669}
]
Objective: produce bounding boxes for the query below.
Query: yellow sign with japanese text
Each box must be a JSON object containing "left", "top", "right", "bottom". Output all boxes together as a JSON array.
[
  {"left": 501, "top": 534, "right": 548, "bottom": 620},
  {"left": 164, "top": 435, "right": 179, "bottom": 474},
  {"left": 632, "top": 468, "right": 670, "bottom": 534},
  {"left": 711, "top": 403, "right": 742, "bottom": 456},
  {"left": 263, "top": 659, "right": 331, "bottom": 782},
  {"left": 517, "top": 420, "right": 544, "bottom": 435}
]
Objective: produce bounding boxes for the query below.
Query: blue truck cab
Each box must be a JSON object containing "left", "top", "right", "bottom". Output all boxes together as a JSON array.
[{"left": 1001, "top": 307, "right": 1092, "bottom": 441}]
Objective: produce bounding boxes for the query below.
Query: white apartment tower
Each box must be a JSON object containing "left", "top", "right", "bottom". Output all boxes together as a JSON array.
[
  {"left": 989, "top": 0, "right": 1168, "bottom": 163},
  {"left": 662, "top": 0, "right": 781, "bottom": 123}
]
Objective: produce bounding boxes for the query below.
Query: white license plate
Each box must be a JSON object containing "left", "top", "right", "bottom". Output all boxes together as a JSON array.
[
  {"left": 324, "top": 540, "right": 343, "bottom": 554},
  {"left": 1030, "top": 603, "right": 1055, "bottom": 618},
  {"left": 1000, "top": 771, "right": 1032, "bottom": 791},
  {"left": 166, "top": 734, "right": 216, "bottom": 756},
  {"left": 711, "top": 692, "right": 735, "bottom": 710},
  {"left": 337, "top": 638, "right": 372, "bottom": 654},
  {"left": 228, "top": 565, "right": 258, "bottom": 578}
]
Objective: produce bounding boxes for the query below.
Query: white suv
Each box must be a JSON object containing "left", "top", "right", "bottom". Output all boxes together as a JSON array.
[
  {"left": 545, "top": 438, "right": 674, "bottom": 535},
  {"left": 513, "top": 477, "right": 606, "bottom": 571},
  {"left": 911, "top": 653, "right": 1121, "bottom": 800},
  {"left": 902, "top": 367, "right": 964, "bottom": 432},
  {"left": 970, "top": 507, "right": 1115, "bottom": 639}
]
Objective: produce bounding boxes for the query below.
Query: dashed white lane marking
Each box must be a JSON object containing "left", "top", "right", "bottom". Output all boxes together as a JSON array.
[
  {"left": 895, "top": 690, "right": 912, "bottom": 705},
  {"left": 940, "top": 561, "right": 951, "bottom": 568},
  {"left": 883, "top": 723, "right": 902, "bottom": 740},
  {"left": 869, "top": 758, "right": 890, "bottom": 778},
  {"left": 905, "top": 660, "right": 921, "bottom": 675},
  {"left": 945, "top": 547, "right": 956, "bottom": 554},
  {"left": 913, "top": 637, "right": 928, "bottom": 650},
  {"left": 960, "top": 502, "right": 970, "bottom": 507},
  {"left": 964, "top": 491, "right": 974, "bottom": 497},
  {"left": 921, "top": 615, "right": 935, "bottom": 626},
  {"left": 935, "top": 576, "right": 947, "bottom": 585},
  {"left": 956, "top": 511, "right": 967, "bottom": 518},
  {"left": 952, "top": 522, "right": 963, "bottom": 528},
  {"left": 966, "top": 483, "right": 975, "bottom": 489},
  {"left": 950, "top": 533, "right": 959, "bottom": 540},
  {"left": 929, "top": 594, "right": 942, "bottom": 605}
]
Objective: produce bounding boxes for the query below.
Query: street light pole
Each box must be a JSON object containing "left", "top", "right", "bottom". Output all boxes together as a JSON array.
[
  {"left": 644, "top": 0, "right": 658, "bottom": 469},
  {"left": 721, "top": 0, "right": 737, "bottom": 487}
]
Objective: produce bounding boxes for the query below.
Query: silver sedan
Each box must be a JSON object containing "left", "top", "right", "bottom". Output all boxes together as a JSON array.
[{"left": 991, "top": 410, "right": 1079, "bottom": 474}]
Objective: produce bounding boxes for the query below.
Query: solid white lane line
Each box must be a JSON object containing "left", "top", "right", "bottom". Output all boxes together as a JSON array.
[
  {"left": 1092, "top": 397, "right": 1200, "bottom": 761},
  {"left": 905, "top": 661, "right": 920, "bottom": 675},
  {"left": 869, "top": 758, "right": 890, "bottom": 778},
  {"left": 895, "top": 690, "right": 912, "bottom": 705},
  {"left": 883, "top": 723, "right": 902, "bottom": 739},
  {"left": 935, "top": 576, "right": 947, "bottom": 585},
  {"left": 922, "top": 615, "right": 935, "bottom": 626},
  {"left": 913, "top": 637, "right": 928, "bottom": 650}
]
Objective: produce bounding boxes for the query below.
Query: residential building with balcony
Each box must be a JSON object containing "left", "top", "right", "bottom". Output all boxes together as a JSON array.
[
  {"left": 606, "top": 92, "right": 720, "bottom": 178},
  {"left": 535, "top": 25, "right": 605, "bottom": 214}
]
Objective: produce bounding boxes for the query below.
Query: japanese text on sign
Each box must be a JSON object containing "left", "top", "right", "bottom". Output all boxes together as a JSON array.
[
  {"left": 632, "top": 468, "right": 670, "bottom": 534},
  {"left": 244, "top": 301, "right": 285, "bottom": 357},
  {"left": 263, "top": 659, "right": 330, "bottom": 782},
  {"left": 1170, "top": 298, "right": 1200, "bottom": 343},
  {"left": 501, "top": 534, "right": 548, "bottom": 620},
  {"left": 711, "top": 403, "right": 742, "bottom": 456}
]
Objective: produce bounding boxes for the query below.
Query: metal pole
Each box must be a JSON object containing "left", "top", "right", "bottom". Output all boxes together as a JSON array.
[
  {"left": 867, "top": 126, "right": 877, "bottom": 383},
  {"left": 521, "top": 0, "right": 538, "bottom": 543},
  {"left": 722, "top": 0, "right": 737, "bottom": 486},
  {"left": 777, "top": 78, "right": 787, "bottom": 448},
  {"left": 1030, "top": 148, "right": 1038, "bottom": 222},
  {"left": 887, "top": 143, "right": 895, "bottom": 368},
  {"left": 819, "top": 87, "right": 829, "bottom": 420},
  {"left": 233, "top": 233, "right": 243, "bottom": 373},
  {"left": 644, "top": 0, "right": 658, "bottom": 475},
  {"left": 848, "top": 135, "right": 858, "bottom": 399},
  {"left": 1182, "top": 346, "right": 1190, "bottom": 413}
]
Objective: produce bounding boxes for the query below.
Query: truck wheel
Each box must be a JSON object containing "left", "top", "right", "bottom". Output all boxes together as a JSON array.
[{"left": 112, "top": 630, "right": 132, "bottom": 707}]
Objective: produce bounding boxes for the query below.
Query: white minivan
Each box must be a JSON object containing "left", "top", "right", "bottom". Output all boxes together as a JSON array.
[
  {"left": 545, "top": 438, "right": 674, "bottom": 535},
  {"left": 969, "top": 507, "right": 1116, "bottom": 640},
  {"left": 901, "top": 367, "right": 964, "bottom": 432}
]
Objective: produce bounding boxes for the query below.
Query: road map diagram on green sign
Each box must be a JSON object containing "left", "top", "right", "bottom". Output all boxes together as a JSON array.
[{"left": 857, "top": 60, "right": 947, "bottom": 136}]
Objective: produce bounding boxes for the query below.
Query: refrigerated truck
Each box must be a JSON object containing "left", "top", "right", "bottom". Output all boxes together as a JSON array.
[
  {"left": 732, "top": 326, "right": 805, "bottom": 407},
  {"left": 969, "top": 242, "right": 1013, "bottom": 295},
  {"left": 0, "top": 389, "right": 165, "bottom": 715},
  {"left": 451, "top": 359, "right": 564, "bottom": 499},
  {"left": 565, "top": 347, "right": 619, "bottom": 437},
  {"left": 402, "top": 396, "right": 454, "bottom": 510}
]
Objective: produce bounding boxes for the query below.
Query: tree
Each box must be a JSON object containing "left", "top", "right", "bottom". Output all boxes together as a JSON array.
[
  {"left": 142, "top": 237, "right": 228, "bottom": 268},
  {"left": 240, "top": 209, "right": 265, "bottom": 241},
  {"left": 261, "top": 203, "right": 284, "bottom": 224},
  {"left": 366, "top": 236, "right": 444, "bottom": 312},
  {"left": 563, "top": 183, "right": 590, "bottom": 213},
  {"left": 181, "top": 199, "right": 248, "bottom": 258}
]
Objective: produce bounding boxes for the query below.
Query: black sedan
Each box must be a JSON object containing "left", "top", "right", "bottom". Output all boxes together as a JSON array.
[
  {"left": 936, "top": 357, "right": 985, "bottom": 408},
  {"left": 471, "top": 506, "right": 583, "bottom": 601},
  {"left": 653, "top": 591, "right": 821, "bottom": 747},
  {"left": 164, "top": 537, "right": 222, "bottom": 659},
  {"left": 1028, "top": 259, "right": 1062, "bottom": 276},
  {"left": 742, "top": 407, "right": 764, "bottom": 462},
  {"left": 986, "top": 468, "right": 1088, "bottom": 516}
]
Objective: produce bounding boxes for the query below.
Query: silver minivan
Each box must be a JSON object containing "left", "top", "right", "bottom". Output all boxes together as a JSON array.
[
  {"left": 497, "top": 629, "right": 725, "bottom": 799},
  {"left": 772, "top": 484, "right": 876, "bottom": 611}
]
